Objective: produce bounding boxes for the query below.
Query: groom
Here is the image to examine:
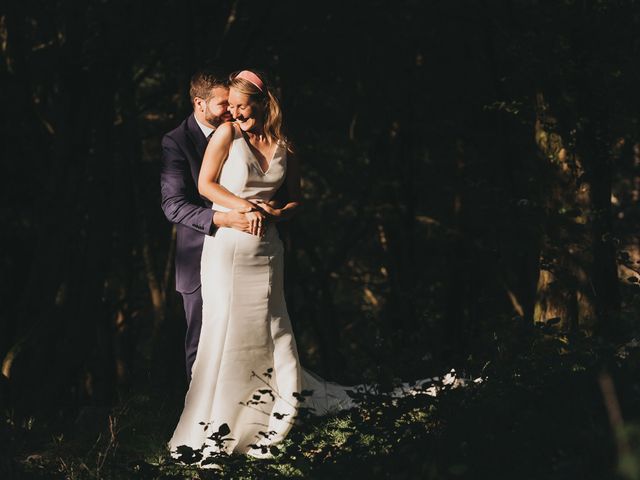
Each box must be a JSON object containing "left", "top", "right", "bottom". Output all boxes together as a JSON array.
[{"left": 160, "top": 69, "right": 252, "bottom": 380}]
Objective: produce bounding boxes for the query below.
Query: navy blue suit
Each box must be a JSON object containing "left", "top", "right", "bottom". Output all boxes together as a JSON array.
[{"left": 161, "top": 113, "right": 215, "bottom": 379}]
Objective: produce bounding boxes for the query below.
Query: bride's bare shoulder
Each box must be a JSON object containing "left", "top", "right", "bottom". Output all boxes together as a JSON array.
[{"left": 210, "top": 122, "right": 236, "bottom": 143}]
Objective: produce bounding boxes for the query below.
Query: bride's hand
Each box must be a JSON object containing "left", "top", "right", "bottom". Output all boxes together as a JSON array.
[
  {"left": 255, "top": 201, "right": 282, "bottom": 219},
  {"left": 245, "top": 208, "right": 267, "bottom": 237}
]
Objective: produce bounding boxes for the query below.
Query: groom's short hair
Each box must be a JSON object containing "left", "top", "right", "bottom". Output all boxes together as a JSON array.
[{"left": 190, "top": 69, "right": 228, "bottom": 105}]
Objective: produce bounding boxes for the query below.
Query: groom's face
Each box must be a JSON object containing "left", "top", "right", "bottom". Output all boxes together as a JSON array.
[{"left": 196, "top": 86, "right": 231, "bottom": 128}]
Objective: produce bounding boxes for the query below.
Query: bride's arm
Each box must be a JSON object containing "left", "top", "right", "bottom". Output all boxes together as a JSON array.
[
  {"left": 198, "top": 123, "right": 256, "bottom": 211},
  {"left": 257, "top": 152, "right": 302, "bottom": 221}
]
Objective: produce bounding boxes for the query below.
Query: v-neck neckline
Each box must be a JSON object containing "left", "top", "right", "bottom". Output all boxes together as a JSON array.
[{"left": 238, "top": 128, "right": 279, "bottom": 175}]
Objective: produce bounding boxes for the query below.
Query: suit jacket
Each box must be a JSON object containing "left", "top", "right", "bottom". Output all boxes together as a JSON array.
[{"left": 160, "top": 113, "right": 215, "bottom": 294}]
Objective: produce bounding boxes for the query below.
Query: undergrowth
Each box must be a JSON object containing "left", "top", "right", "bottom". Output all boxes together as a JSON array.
[{"left": 4, "top": 328, "right": 640, "bottom": 479}]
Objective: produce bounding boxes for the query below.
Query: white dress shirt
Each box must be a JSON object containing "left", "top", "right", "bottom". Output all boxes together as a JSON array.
[{"left": 194, "top": 116, "right": 214, "bottom": 139}]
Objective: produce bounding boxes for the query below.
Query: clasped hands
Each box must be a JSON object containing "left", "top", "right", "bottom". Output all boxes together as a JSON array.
[{"left": 226, "top": 200, "right": 281, "bottom": 237}]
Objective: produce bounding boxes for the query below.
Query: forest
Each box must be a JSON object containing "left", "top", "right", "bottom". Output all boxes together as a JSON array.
[{"left": 2, "top": 0, "right": 640, "bottom": 478}]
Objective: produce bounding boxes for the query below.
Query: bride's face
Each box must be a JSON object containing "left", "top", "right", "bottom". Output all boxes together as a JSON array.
[{"left": 228, "top": 88, "right": 263, "bottom": 132}]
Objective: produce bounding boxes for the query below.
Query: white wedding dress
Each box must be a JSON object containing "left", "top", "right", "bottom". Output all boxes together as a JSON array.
[{"left": 168, "top": 125, "right": 355, "bottom": 461}]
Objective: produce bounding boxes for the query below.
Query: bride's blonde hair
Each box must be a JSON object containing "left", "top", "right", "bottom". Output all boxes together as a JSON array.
[{"left": 229, "top": 70, "right": 293, "bottom": 152}]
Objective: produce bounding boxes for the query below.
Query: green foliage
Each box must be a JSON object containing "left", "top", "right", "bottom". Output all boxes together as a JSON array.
[{"left": 6, "top": 327, "right": 640, "bottom": 479}]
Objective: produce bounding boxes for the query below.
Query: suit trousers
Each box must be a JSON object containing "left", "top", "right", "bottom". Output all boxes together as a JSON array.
[{"left": 180, "top": 286, "right": 203, "bottom": 381}]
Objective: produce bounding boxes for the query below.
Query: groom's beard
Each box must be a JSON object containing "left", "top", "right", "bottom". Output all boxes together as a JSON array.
[{"left": 205, "top": 109, "right": 231, "bottom": 128}]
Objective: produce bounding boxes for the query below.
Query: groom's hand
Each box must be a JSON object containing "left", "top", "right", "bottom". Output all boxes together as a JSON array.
[{"left": 213, "top": 208, "right": 254, "bottom": 234}]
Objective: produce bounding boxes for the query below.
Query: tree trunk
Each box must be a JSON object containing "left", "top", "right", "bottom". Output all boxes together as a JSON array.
[{"left": 533, "top": 91, "right": 619, "bottom": 333}]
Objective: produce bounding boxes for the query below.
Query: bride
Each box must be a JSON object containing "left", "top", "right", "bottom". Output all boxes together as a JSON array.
[{"left": 168, "top": 70, "right": 355, "bottom": 462}]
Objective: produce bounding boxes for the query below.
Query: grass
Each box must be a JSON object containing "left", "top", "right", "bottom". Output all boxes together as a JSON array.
[{"left": 4, "top": 330, "right": 640, "bottom": 479}]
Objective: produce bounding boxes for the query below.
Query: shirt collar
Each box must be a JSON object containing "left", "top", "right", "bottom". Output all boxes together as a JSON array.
[{"left": 194, "top": 115, "right": 214, "bottom": 139}]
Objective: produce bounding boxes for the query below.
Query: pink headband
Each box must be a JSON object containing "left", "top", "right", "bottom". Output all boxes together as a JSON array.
[{"left": 236, "top": 70, "right": 265, "bottom": 92}]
